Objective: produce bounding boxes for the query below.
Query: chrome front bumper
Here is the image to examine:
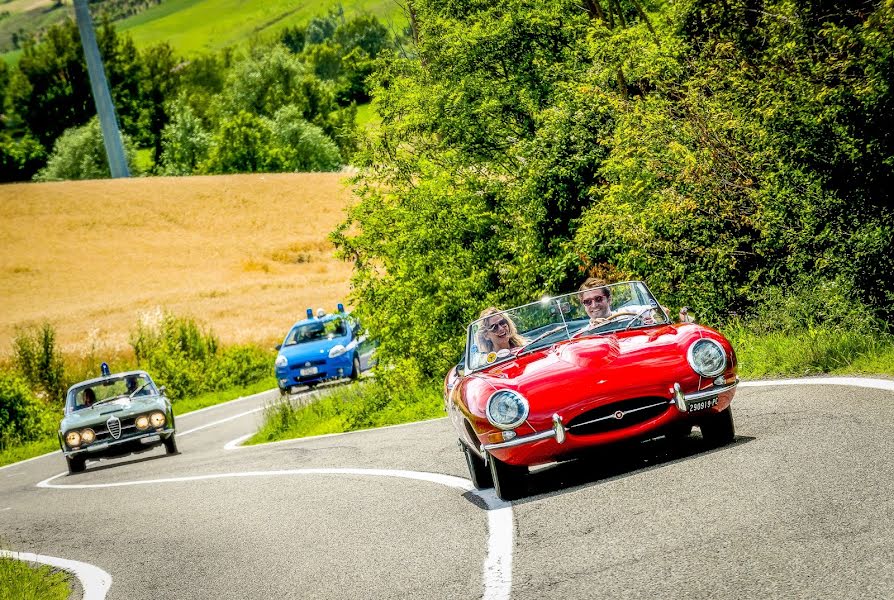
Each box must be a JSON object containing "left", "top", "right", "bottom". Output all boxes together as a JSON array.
[
  {"left": 63, "top": 428, "right": 175, "bottom": 457},
  {"left": 481, "top": 379, "right": 739, "bottom": 453}
]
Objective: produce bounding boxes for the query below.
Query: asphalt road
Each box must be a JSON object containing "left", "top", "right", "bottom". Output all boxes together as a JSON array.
[{"left": 2, "top": 379, "right": 894, "bottom": 599}]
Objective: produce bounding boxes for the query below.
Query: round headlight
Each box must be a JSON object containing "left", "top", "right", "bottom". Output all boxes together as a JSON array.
[
  {"left": 135, "top": 415, "right": 150, "bottom": 430},
  {"left": 486, "top": 390, "right": 529, "bottom": 430},
  {"left": 687, "top": 338, "right": 727, "bottom": 377},
  {"left": 328, "top": 344, "right": 346, "bottom": 358},
  {"left": 149, "top": 412, "right": 166, "bottom": 428},
  {"left": 80, "top": 428, "right": 95, "bottom": 444},
  {"left": 275, "top": 354, "right": 288, "bottom": 368},
  {"left": 65, "top": 431, "right": 81, "bottom": 448}
]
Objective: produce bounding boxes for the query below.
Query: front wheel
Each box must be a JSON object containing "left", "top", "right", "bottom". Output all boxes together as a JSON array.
[
  {"left": 700, "top": 407, "right": 735, "bottom": 447},
  {"left": 164, "top": 434, "right": 179, "bottom": 455},
  {"left": 351, "top": 355, "right": 361, "bottom": 380},
  {"left": 462, "top": 443, "right": 493, "bottom": 489},
  {"left": 488, "top": 453, "right": 528, "bottom": 501},
  {"left": 66, "top": 455, "right": 86, "bottom": 475}
]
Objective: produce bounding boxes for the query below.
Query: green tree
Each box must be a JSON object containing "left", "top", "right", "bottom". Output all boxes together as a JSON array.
[
  {"left": 203, "top": 110, "right": 276, "bottom": 173},
  {"left": 159, "top": 95, "right": 212, "bottom": 175},
  {"left": 34, "top": 116, "right": 138, "bottom": 181}
]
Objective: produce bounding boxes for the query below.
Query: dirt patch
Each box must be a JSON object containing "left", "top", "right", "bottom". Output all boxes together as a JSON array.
[{"left": 0, "top": 172, "right": 358, "bottom": 357}]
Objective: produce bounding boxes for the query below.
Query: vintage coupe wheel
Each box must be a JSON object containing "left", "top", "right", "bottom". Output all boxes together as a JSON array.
[
  {"left": 700, "top": 407, "right": 735, "bottom": 446},
  {"left": 164, "top": 434, "right": 179, "bottom": 455},
  {"left": 66, "top": 455, "right": 86, "bottom": 475},
  {"left": 462, "top": 443, "right": 493, "bottom": 489},
  {"left": 351, "top": 355, "right": 361, "bottom": 380},
  {"left": 488, "top": 453, "right": 528, "bottom": 501}
]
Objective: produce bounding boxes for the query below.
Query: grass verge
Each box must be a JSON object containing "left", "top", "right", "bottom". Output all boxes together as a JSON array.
[
  {"left": 0, "top": 555, "right": 70, "bottom": 600},
  {"left": 245, "top": 378, "right": 444, "bottom": 445}
]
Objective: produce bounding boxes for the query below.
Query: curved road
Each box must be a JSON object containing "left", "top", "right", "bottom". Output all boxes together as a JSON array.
[{"left": 2, "top": 378, "right": 894, "bottom": 599}]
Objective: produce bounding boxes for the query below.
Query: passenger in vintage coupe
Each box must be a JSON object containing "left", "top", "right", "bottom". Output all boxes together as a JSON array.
[{"left": 444, "top": 280, "right": 738, "bottom": 500}]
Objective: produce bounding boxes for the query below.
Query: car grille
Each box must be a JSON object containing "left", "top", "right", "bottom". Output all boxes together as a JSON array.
[
  {"left": 290, "top": 359, "right": 326, "bottom": 370},
  {"left": 90, "top": 415, "right": 139, "bottom": 443},
  {"left": 566, "top": 397, "right": 671, "bottom": 435},
  {"left": 107, "top": 416, "right": 122, "bottom": 439}
]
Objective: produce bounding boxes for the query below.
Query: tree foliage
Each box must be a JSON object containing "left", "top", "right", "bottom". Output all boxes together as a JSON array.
[{"left": 335, "top": 0, "right": 894, "bottom": 378}]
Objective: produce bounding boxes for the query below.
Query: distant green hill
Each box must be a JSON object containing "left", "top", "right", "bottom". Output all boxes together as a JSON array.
[{"left": 1, "top": 0, "right": 407, "bottom": 62}]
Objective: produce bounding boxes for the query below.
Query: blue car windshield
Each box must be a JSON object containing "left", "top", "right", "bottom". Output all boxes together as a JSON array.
[{"left": 284, "top": 318, "right": 347, "bottom": 346}]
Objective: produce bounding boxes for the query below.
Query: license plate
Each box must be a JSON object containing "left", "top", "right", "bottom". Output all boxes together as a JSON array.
[
  {"left": 688, "top": 397, "right": 718, "bottom": 412},
  {"left": 141, "top": 434, "right": 161, "bottom": 444},
  {"left": 300, "top": 366, "right": 318, "bottom": 376}
]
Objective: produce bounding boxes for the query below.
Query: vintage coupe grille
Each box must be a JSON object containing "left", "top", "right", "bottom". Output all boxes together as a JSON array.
[
  {"left": 106, "top": 416, "right": 122, "bottom": 439},
  {"left": 567, "top": 397, "right": 670, "bottom": 435},
  {"left": 91, "top": 416, "right": 138, "bottom": 442}
]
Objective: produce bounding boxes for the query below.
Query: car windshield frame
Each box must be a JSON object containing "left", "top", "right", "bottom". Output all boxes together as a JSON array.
[
  {"left": 465, "top": 281, "right": 669, "bottom": 372},
  {"left": 282, "top": 316, "right": 349, "bottom": 347},
  {"left": 65, "top": 372, "right": 158, "bottom": 414}
]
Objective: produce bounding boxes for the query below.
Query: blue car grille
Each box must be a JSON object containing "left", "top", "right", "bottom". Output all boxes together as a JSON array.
[
  {"left": 289, "top": 359, "right": 327, "bottom": 371},
  {"left": 567, "top": 397, "right": 670, "bottom": 435}
]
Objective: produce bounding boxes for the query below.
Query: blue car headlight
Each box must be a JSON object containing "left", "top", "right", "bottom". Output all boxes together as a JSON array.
[
  {"left": 328, "top": 344, "right": 347, "bottom": 358},
  {"left": 687, "top": 338, "right": 727, "bottom": 377},
  {"left": 486, "top": 390, "right": 529, "bottom": 430},
  {"left": 275, "top": 355, "right": 287, "bottom": 368}
]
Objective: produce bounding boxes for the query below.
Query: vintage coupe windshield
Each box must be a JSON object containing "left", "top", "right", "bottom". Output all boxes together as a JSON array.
[
  {"left": 65, "top": 373, "right": 158, "bottom": 413},
  {"left": 466, "top": 281, "right": 669, "bottom": 371}
]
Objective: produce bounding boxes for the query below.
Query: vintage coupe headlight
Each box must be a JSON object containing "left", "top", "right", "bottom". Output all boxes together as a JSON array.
[
  {"left": 275, "top": 355, "right": 288, "bottom": 368},
  {"left": 80, "top": 428, "right": 95, "bottom": 444},
  {"left": 65, "top": 431, "right": 81, "bottom": 448},
  {"left": 486, "top": 390, "right": 529, "bottom": 430},
  {"left": 328, "top": 344, "right": 346, "bottom": 358},
  {"left": 687, "top": 338, "right": 727, "bottom": 377},
  {"left": 149, "top": 411, "right": 166, "bottom": 428},
  {"left": 135, "top": 415, "right": 150, "bottom": 430}
]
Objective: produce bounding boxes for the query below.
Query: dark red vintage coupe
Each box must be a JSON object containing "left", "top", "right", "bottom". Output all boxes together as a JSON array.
[{"left": 444, "top": 281, "right": 738, "bottom": 500}]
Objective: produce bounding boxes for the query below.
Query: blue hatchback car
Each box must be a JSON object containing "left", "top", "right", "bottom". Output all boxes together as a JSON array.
[{"left": 274, "top": 306, "right": 375, "bottom": 393}]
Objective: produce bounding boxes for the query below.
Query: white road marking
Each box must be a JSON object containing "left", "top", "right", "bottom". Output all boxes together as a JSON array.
[
  {"left": 36, "top": 468, "right": 513, "bottom": 600},
  {"left": 175, "top": 388, "right": 280, "bottom": 419},
  {"left": 739, "top": 376, "right": 894, "bottom": 391},
  {"left": 222, "top": 416, "right": 448, "bottom": 450},
  {"left": 0, "top": 507, "right": 10, "bottom": 511},
  {"left": 0, "top": 549, "right": 112, "bottom": 600},
  {"left": 177, "top": 407, "right": 266, "bottom": 436}
]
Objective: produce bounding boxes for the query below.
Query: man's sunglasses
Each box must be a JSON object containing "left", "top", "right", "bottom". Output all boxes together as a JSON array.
[
  {"left": 486, "top": 319, "right": 509, "bottom": 332},
  {"left": 582, "top": 296, "right": 608, "bottom": 307}
]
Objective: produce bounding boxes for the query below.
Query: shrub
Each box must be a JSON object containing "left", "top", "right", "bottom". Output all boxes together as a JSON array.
[
  {"left": 33, "top": 117, "right": 138, "bottom": 181},
  {"left": 12, "top": 323, "right": 67, "bottom": 405},
  {"left": 0, "top": 372, "right": 54, "bottom": 450},
  {"left": 207, "top": 345, "right": 273, "bottom": 390}
]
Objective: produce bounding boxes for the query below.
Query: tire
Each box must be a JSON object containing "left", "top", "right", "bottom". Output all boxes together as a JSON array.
[
  {"left": 488, "top": 452, "right": 528, "bottom": 501},
  {"left": 66, "top": 455, "right": 86, "bottom": 475},
  {"left": 700, "top": 407, "right": 735, "bottom": 447},
  {"left": 278, "top": 385, "right": 288, "bottom": 396},
  {"left": 351, "top": 355, "right": 361, "bottom": 381},
  {"left": 462, "top": 443, "right": 493, "bottom": 489},
  {"left": 164, "top": 434, "right": 179, "bottom": 455}
]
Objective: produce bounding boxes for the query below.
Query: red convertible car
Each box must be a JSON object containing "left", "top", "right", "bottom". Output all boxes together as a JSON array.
[{"left": 444, "top": 281, "right": 738, "bottom": 500}]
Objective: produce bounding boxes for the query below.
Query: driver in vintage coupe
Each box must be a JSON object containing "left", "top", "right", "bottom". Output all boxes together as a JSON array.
[{"left": 445, "top": 280, "right": 738, "bottom": 500}]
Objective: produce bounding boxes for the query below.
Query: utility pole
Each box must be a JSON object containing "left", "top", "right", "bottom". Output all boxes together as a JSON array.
[{"left": 73, "top": 0, "right": 130, "bottom": 178}]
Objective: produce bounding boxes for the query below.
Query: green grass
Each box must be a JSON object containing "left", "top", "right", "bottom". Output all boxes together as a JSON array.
[
  {"left": 117, "top": 0, "right": 407, "bottom": 56},
  {"left": 354, "top": 101, "right": 380, "bottom": 130},
  {"left": 246, "top": 378, "right": 444, "bottom": 445},
  {"left": 134, "top": 147, "right": 154, "bottom": 174},
  {"left": 0, "top": 555, "right": 70, "bottom": 600},
  {"left": 172, "top": 375, "right": 277, "bottom": 415},
  {"left": 0, "top": 437, "right": 58, "bottom": 469},
  {"left": 723, "top": 324, "right": 894, "bottom": 380}
]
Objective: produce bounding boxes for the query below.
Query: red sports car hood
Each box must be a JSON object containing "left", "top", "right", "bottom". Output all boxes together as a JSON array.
[{"left": 467, "top": 324, "right": 718, "bottom": 418}]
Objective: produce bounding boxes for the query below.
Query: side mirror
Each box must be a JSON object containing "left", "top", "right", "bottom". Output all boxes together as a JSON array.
[
  {"left": 275, "top": 344, "right": 282, "bottom": 350},
  {"left": 159, "top": 386, "right": 166, "bottom": 395}
]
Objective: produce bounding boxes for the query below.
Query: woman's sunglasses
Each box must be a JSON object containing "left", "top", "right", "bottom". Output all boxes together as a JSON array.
[{"left": 486, "top": 319, "right": 509, "bottom": 332}]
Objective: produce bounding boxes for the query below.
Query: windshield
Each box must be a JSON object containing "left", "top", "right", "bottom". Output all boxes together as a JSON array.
[
  {"left": 65, "top": 373, "right": 157, "bottom": 413},
  {"left": 283, "top": 317, "right": 348, "bottom": 346},
  {"left": 465, "top": 281, "right": 669, "bottom": 371}
]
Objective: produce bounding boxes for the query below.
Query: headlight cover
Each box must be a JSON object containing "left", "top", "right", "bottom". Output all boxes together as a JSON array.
[
  {"left": 275, "top": 355, "right": 288, "bottom": 368},
  {"left": 135, "top": 415, "right": 150, "bottom": 430},
  {"left": 328, "top": 344, "right": 346, "bottom": 358},
  {"left": 80, "top": 428, "right": 95, "bottom": 444},
  {"left": 149, "top": 411, "right": 166, "bottom": 428},
  {"left": 687, "top": 338, "right": 727, "bottom": 377},
  {"left": 65, "top": 431, "right": 81, "bottom": 448},
  {"left": 486, "top": 390, "right": 529, "bottom": 430}
]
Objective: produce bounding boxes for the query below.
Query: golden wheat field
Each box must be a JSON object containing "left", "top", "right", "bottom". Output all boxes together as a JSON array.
[{"left": 0, "top": 173, "right": 358, "bottom": 358}]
